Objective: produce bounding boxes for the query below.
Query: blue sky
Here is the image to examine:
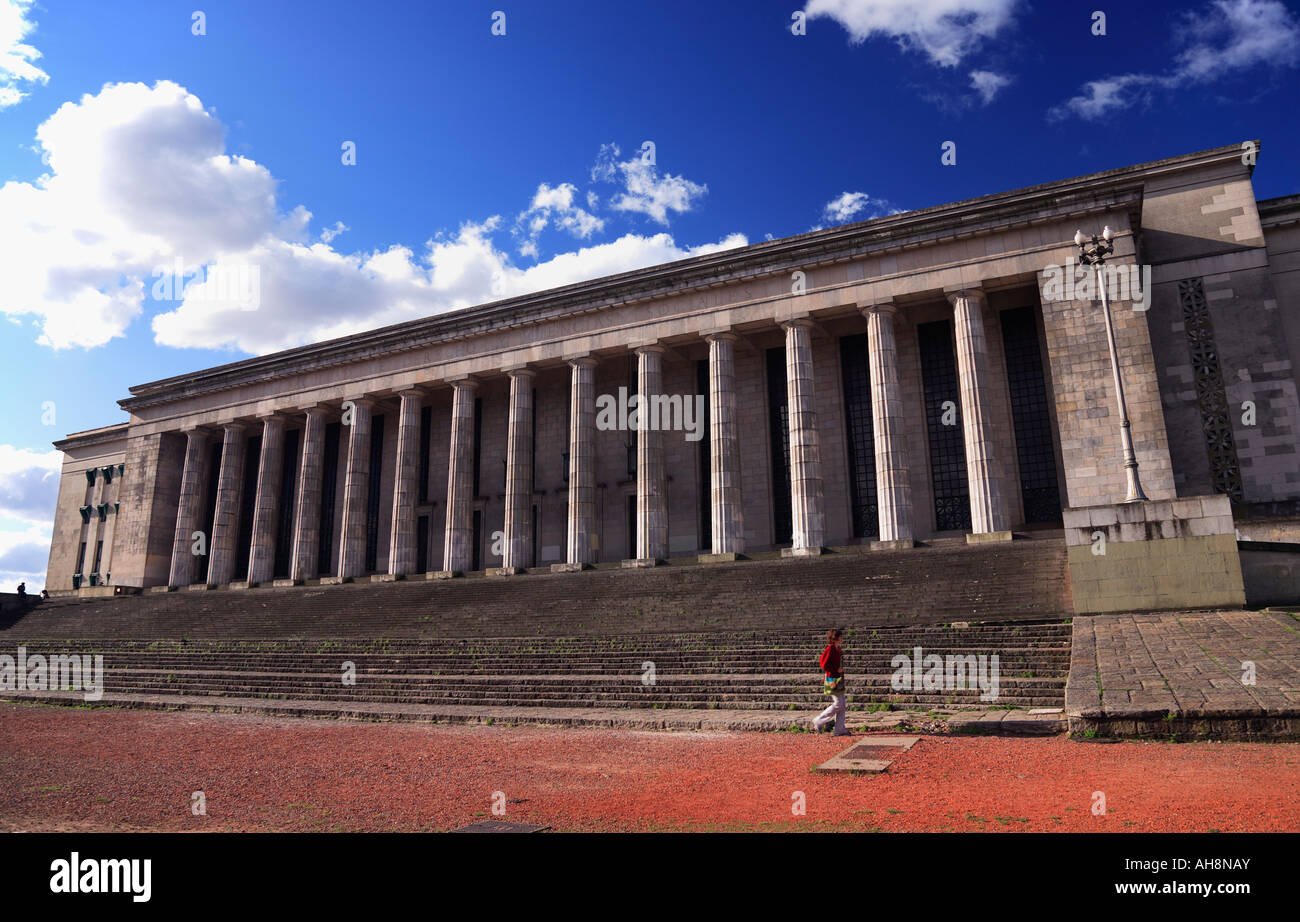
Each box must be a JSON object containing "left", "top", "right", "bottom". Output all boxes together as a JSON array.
[{"left": 2, "top": 0, "right": 1298, "bottom": 587}]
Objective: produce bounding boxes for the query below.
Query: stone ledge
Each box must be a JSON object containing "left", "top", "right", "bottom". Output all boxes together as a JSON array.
[
  {"left": 966, "top": 530, "right": 1013, "bottom": 545},
  {"left": 698, "top": 552, "right": 746, "bottom": 564},
  {"left": 780, "top": 546, "right": 825, "bottom": 558},
  {"left": 272, "top": 579, "right": 303, "bottom": 588},
  {"left": 486, "top": 567, "right": 526, "bottom": 577},
  {"left": 369, "top": 574, "right": 400, "bottom": 583},
  {"left": 620, "top": 558, "right": 663, "bottom": 569},
  {"left": 870, "top": 539, "right": 915, "bottom": 551},
  {"left": 429, "top": 570, "right": 461, "bottom": 580},
  {"left": 549, "top": 562, "right": 591, "bottom": 573}
]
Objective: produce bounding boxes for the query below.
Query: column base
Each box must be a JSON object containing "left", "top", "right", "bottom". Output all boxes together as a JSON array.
[
  {"left": 150, "top": 585, "right": 178, "bottom": 593},
  {"left": 180, "top": 583, "right": 211, "bottom": 592},
  {"left": 429, "top": 570, "right": 461, "bottom": 580},
  {"left": 966, "top": 530, "right": 1014, "bottom": 545},
  {"left": 319, "top": 576, "right": 350, "bottom": 585},
  {"left": 550, "top": 562, "right": 591, "bottom": 573},
  {"left": 486, "top": 566, "right": 526, "bottom": 577},
  {"left": 621, "top": 558, "right": 663, "bottom": 568},
  {"left": 781, "top": 546, "right": 826, "bottom": 558},
  {"left": 370, "top": 573, "right": 401, "bottom": 583},
  {"left": 273, "top": 578, "right": 303, "bottom": 587},
  {"left": 698, "top": 552, "right": 746, "bottom": 564},
  {"left": 227, "top": 580, "right": 252, "bottom": 590},
  {"left": 870, "top": 539, "right": 915, "bottom": 552}
]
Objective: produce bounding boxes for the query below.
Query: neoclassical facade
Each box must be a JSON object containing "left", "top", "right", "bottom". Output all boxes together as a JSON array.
[{"left": 45, "top": 142, "right": 1300, "bottom": 602}]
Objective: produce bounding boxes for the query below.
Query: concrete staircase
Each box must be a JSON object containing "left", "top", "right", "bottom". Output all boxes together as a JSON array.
[{"left": 3, "top": 539, "right": 1072, "bottom": 727}]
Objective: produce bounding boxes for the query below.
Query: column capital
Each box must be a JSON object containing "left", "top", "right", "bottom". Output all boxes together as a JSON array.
[
  {"left": 300, "top": 402, "right": 332, "bottom": 418},
  {"left": 447, "top": 376, "right": 479, "bottom": 391},
  {"left": 257, "top": 412, "right": 289, "bottom": 429},
  {"left": 566, "top": 355, "right": 599, "bottom": 369},
  {"left": 780, "top": 317, "right": 816, "bottom": 331},
  {"left": 944, "top": 286, "right": 987, "bottom": 307},
  {"left": 395, "top": 388, "right": 426, "bottom": 400},
  {"left": 220, "top": 420, "right": 250, "bottom": 434},
  {"left": 633, "top": 342, "right": 666, "bottom": 356},
  {"left": 860, "top": 301, "right": 899, "bottom": 318},
  {"left": 343, "top": 396, "right": 377, "bottom": 410},
  {"left": 505, "top": 366, "right": 536, "bottom": 381},
  {"left": 704, "top": 330, "right": 739, "bottom": 344}
]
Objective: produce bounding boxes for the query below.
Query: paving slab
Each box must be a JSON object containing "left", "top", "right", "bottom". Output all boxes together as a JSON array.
[
  {"left": 816, "top": 736, "right": 919, "bottom": 773},
  {"left": 1, "top": 689, "right": 1017, "bottom": 735},
  {"left": 1066, "top": 609, "right": 1300, "bottom": 740}
]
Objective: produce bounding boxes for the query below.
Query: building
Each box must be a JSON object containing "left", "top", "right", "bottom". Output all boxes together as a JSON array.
[{"left": 44, "top": 141, "right": 1300, "bottom": 612}]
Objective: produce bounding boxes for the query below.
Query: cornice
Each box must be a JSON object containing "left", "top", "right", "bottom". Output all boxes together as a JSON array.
[{"left": 118, "top": 141, "right": 1254, "bottom": 412}]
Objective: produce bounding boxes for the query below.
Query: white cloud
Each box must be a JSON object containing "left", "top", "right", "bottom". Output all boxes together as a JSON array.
[
  {"left": 820, "top": 191, "right": 903, "bottom": 226},
  {"left": 513, "top": 181, "right": 604, "bottom": 256},
  {"left": 153, "top": 222, "right": 748, "bottom": 355},
  {"left": 804, "top": 0, "right": 1020, "bottom": 67},
  {"left": 0, "top": 80, "right": 278, "bottom": 348},
  {"left": 0, "top": 445, "right": 60, "bottom": 524},
  {"left": 0, "top": 444, "right": 60, "bottom": 592},
  {"left": 0, "top": 0, "right": 47, "bottom": 109},
  {"left": 0, "top": 521, "right": 52, "bottom": 591},
  {"left": 319, "top": 221, "right": 348, "bottom": 244},
  {"left": 1, "top": 82, "right": 746, "bottom": 356},
  {"left": 969, "top": 69, "right": 1011, "bottom": 104},
  {"left": 1050, "top": 0, "right": 1300, "bottom": 121},
  {"left": 590, "top": 143, "right": 708, "bottom": 225}
]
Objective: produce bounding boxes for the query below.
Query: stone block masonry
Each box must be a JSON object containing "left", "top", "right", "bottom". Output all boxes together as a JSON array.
[{"left": 1064, "top": 494, "right": 1245, "bottom": 613}]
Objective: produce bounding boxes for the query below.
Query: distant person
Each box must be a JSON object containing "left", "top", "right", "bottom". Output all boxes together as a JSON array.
[
  {"left": 16, "top": 581, "right": 25, "bottom": 601},
  {"left": 813, "top": 628, "right": 849, "bottom": 736},
  {"left": 40, "top": 589, "right": 49, "bottom": 600}
]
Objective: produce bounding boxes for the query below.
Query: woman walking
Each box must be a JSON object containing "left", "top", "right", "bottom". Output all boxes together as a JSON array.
[{"left": 813, "top": 628, "right": 849, "bottom": 735}]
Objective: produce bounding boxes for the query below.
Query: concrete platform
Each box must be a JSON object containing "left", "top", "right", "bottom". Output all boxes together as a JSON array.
[
  {"left": 1066, "top": 609, "right": 1300, "bottom": 740},
  {"left": 0, "top": 689, "right": 1053, "bottom": 735}
]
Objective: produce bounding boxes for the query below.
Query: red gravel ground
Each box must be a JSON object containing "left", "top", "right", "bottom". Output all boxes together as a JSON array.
[{"left": 2, "top": 702, "right": 1298, "bottom": 833}]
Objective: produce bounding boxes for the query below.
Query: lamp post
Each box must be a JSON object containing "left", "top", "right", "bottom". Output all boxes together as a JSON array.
[{"left": 1075, "top": 226, "right": 1148, "bottom": 503}]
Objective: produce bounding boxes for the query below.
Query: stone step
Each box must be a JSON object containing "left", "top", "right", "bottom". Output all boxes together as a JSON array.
[
  {"left": 10, "top": 539, "right": 1071, "bottom": 640},
  {"left": 1, "top": 689, "right": 1066, "bottom": 733}
]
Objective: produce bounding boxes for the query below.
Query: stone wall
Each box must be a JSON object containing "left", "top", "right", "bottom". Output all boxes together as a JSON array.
[
  {"left": 1064, "top": 494, "right": 1245, "bottom": 613},
  {"left": 44, "top": 435, "right": 127, "bottom": 592},
  {"left": 109, "top": 431, "right": 185, "bottom": 589}
]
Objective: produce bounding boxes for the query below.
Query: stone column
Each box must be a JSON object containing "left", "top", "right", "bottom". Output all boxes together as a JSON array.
[
  {"left": 558, "top": 357, "right": 598, "bottom": 570},
  {"left": 289, "top": 406, "right": 328, "bottom": 582},
  {"left": 864, "top": 304, "right": 915, "bottom": 547},
  {"left": 246, "top": 416, "right": 286, "bottom": 584},
  {"left": 442, "top": 379, "right": 477, "bottom": 574},
  {"left": 337, "top": 398, "right": 375, "bottom": 579},
  {"left": 500, "top": 369, "right": 535, "bottom": 572},
  {"left": 207, "top": 423, "right": 247, "bottom": 586},
  {"left": 706, "top": 333, "right": 744, "bottom": 557},
  {"left": 783, "top": 319, "right": 825, "bottom": 555},
  {"left": 632, "top": 345, "right": 667, "bottom": 563},
  {"left": 948, "top": 288, "right": 1011, "bottom": 538},
  {"left": 387, "top": 390, "right": 424, "bottom": 577},
  {"left": 168, "top": 429, "right": 210, "bottom": 587}
]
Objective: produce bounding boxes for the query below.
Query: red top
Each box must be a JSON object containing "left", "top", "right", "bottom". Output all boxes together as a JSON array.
[{"left": 819, "top": 643, "right": 842, "bottom": 677}]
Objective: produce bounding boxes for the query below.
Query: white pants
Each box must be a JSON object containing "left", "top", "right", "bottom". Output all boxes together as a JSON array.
[{"left": 814, "top": 694, "right": 847, "bottom": 734}]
